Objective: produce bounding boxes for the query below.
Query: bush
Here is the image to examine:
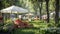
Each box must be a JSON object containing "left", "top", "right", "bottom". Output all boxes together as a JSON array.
[{"left": 2, "top": 19, "right": 14, "bottom": 32}]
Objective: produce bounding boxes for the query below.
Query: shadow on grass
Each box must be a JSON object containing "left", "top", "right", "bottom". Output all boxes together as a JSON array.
[
  {"left": 0, "top": 30, "right": 11, "bottom": 34},
  {"left": 12, "top": 31, "right": 35, "bottom": 34},
  {"left": 11, "top": 27, "right": 40, "bottom": 34}
]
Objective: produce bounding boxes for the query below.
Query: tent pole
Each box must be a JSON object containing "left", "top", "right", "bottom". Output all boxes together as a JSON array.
[{"left": 17, "top": 11, "right": 18, "bottom": 18}]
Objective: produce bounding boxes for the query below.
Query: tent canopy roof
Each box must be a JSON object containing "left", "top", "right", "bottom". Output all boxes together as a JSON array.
[{"left": 1, "top": 5, "right": 28, "bottom": 13}]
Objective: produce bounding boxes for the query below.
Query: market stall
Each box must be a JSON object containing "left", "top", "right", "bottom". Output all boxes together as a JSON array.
[{"left": 0, "top": 5, "right": 28, "bottom": 23}]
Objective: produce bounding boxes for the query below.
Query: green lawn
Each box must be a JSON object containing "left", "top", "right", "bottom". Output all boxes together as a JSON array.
[
  {"left": 2, "top": 20, "right": 59, "bottom": 34},
  {"left": 11, "top": 28, "right": 40, "bottom": 34},
  {"left": 11, "top": 20, "right": 48, "bottom": 34}
]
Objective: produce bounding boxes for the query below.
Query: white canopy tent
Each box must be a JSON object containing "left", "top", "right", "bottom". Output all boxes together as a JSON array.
[
  {"left": 0, "top": 5, "right": 29, "bottom": 22},
  {"left": 50, "top": 11, "right": 60, "bottom": 17},
  {"left": 0, "top": 5, "right": 28, "bottom": 13}
]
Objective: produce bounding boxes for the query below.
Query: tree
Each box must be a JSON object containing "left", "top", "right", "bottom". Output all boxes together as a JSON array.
[
  {"left": 30, "top": 0, "right": 43, "bottom": 20},
  {"left": 30, "top": 0, "right": 38, "bottom": 15},
  {"left": 0, "top": 1, "right": 3, "bottom": 10},
  {"left": 45, "top": 0, "right": 49, "bottom": 23},
  {"left": 55, "top": 0, "right": 59, "bottom": 23},
  {"left": 37, "top": 0, "right": 43, "bottom": 20},
  {"left": 0, "top": 0, "right": 15, "bottom": 9}
]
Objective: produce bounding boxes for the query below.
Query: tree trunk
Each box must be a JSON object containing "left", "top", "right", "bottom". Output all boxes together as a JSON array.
[
  {"left": 39, "top": 0, "right": 43, "bottom": 20},
  {"left": 55, "top": 0, "right": 59, "bottom": 23},
  {"left": 37, "top": 0, "right": 43, "bottom": 20},
  {"left": 46, "top": 0, "right": 49, "bottom": 23},
  {"left": 0, "top": 1, "right": 3, "bottom": 10}
]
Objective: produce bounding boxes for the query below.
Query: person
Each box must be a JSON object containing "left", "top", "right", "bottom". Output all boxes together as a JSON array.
[
  {"left": 0, "top": 16, "right": 3, "bottom": 21},
  {"left": 34, "top": 16, "right": 39, "bottom": 20},
  {"left": 13, "top": 18, "right": 25, "bottom": 28},
  {"left": 42, "top": 15, "right": 47, "bottom": 21},
  {"left": 13, "top": 18, "right": 33, "bottom": 28},
  {"left": 0, "top": 16, "right": 3, "bottom": 25}
]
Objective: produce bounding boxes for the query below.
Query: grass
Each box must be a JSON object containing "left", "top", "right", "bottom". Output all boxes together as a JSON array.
[
  {"left": 11, "top": 28, "right": 40, "bottom": 34},
  {"left": 2, "top": 20, "right": 59, "bottom": 34},
  {"left": 11, "top": 20, "right": 48, "bottom": 34}
]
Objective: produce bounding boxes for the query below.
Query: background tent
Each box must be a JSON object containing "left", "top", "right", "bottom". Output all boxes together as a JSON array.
[
  {"left": 0, "top": 5, "right": 28, "bottom": 13},
  {"left": 50, "top": 12, "right": 60, "bottom": 18}
]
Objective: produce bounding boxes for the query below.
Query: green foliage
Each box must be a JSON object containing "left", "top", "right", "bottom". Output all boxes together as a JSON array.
[
  {"left": 49, "top": 0, "right": 55, "bottom": 11},
  {"left": 0, "top": 19, "right": 59, "bottom": 34},
  {"left": 0, "top": 19, "right": 14, "bottom": 32},
  {"left": 0, "top": 0, "right": 56, "bottom": 14},
  {"left": 10, "top": 20, "right": 56, "bottom": 34},
  {"left": 0, "top": 0, "right": 59, "bottom": 34}
]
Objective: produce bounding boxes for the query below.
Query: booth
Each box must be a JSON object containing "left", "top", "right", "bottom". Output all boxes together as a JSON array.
[{"left": 0, "top": 5, "right": 28, "bottom": 23}]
